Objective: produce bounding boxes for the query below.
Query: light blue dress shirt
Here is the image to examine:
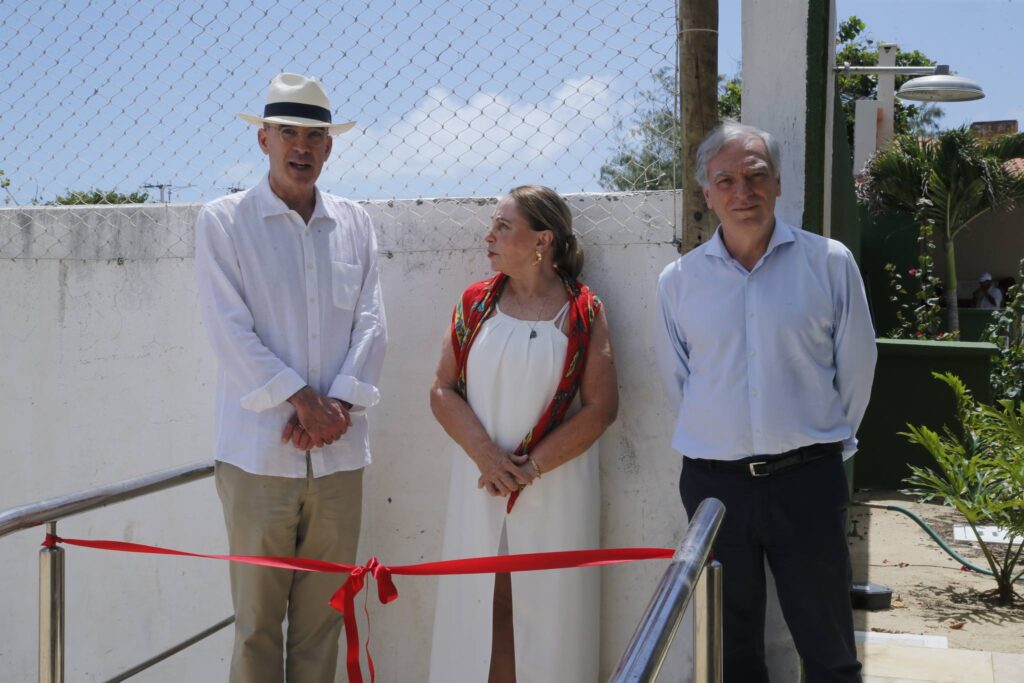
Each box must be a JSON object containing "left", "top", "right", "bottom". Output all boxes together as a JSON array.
[{"left": 655, "top": 219, "right": 876, "bottom": 461}]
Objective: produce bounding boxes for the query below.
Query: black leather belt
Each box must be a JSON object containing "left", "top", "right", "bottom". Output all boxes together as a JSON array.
[{"left": 689, "top": 442, "right": 843, "bottom": 477}]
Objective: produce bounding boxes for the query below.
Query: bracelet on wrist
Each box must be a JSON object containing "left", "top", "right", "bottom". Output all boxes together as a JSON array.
[{"left": 527, "top": 454, "right": 542, "bottom": 479}]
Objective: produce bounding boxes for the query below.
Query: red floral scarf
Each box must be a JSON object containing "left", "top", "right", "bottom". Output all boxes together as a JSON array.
[{"left": 450, "top": 272, "right": 602, "bottom": 512}]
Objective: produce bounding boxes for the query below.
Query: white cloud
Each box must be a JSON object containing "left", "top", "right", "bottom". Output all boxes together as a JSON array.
[{"left": 320, "top": 75, "right": 618, "bottom": 196}]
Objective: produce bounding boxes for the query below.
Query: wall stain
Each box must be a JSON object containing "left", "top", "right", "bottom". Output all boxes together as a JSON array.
[
  {"left": 618, "top": 432, "right": 639, "bottom": 475},
  {"left": 57, "top": 260, "right": 68, "bottom": 325}
]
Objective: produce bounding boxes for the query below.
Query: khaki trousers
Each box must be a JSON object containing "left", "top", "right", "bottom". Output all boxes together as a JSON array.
[{"left": 216, "top": 459, "right": 363, "bottom": 683}]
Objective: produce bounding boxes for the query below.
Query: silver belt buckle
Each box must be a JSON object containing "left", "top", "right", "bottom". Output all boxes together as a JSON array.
[{"left": 748, "top": 461, "right": 769, "bottom": 477}]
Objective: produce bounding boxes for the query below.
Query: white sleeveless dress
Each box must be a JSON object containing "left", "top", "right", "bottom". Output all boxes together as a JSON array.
[{"left": 428, "top": 302, "right": 601, "bottom": 682}]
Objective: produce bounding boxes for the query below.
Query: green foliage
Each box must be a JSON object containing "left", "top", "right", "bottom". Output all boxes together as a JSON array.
[
  {"left": 883, "top": 225, "right": 957, "bottom": 340},
  {"left": 902, "top": 373, "right": 1024, "bottom": 604},
  {"left": 597, "top": 69, "right": 742, "bottom": 191},
  {"left": 0, "top": 169, "right": 11, "bottom": 205},
  {"left": 835, "top": 16, "right": 943, "bottom": 147},
  {"left": 858, "top": 127, "right": 1024, "bottom": 332},
  {"left": 984, "top": 259, "right": 1024, "bottom": 402},
  {"left": 599, "top": 16, "right": 938, "bottom": 190},
  {"left": 599, "top": 68, "right": 680, "bottom": 191},
  {"left": 717, "top": 76, "right": 742, "bottom": 121},
  {"left": 51, "top": 189, "right": 150, "bottom": 205}
]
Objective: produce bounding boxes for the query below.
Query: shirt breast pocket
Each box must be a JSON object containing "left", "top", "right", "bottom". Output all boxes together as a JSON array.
[{"left": 331, "top": 261, "right": 362, "bottom": 311}]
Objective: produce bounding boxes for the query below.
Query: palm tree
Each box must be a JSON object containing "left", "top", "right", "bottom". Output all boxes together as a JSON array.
[{"left": 858, "top": 127, "right": 1024, "bottom": 333}]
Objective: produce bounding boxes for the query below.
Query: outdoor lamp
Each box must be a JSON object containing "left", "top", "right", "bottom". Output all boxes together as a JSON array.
[
  {"left": 834, "top": 62, "right": 986, "bottom": 102},
  {"left": 896, "top": 67, "right": 985, "bottom": 102}
]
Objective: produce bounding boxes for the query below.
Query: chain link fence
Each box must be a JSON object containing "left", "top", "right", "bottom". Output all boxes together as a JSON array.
[{"left": 1, "top": 0, "right": 682, "bottom": 258}]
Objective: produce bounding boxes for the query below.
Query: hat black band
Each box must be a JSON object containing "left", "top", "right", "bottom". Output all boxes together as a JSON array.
[{"left": 263, "top": 102, "right": 332, "bottom": 124}]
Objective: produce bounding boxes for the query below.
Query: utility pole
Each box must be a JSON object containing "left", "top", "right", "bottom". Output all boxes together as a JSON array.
[
  {"left": 142, "top": 182, "right": 194, "bottom": 203},
  {"left": 142, "top": 183, "right": 171, "bottom": 203},
  {"left": 679, "top": 0, "right": 720, "bottom": 253}
]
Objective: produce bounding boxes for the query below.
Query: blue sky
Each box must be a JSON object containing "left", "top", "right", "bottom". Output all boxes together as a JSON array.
[{"left": 1, "top": 0, "right": 1019, "bottom": 205}]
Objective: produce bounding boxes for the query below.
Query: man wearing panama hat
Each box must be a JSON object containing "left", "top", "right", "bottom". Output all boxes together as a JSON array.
[{"left": 195, "top": 73, "right": 388, "bottom": 682}]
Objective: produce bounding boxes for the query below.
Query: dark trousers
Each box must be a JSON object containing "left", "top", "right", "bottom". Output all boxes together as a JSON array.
[{"left": 680, "top": 449, "right": 862, "bottom": 683}]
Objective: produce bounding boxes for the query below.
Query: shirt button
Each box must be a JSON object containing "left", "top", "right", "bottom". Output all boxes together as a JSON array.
[
  {"left": 309, "top": 297, "right": 315, "bottom": 304},
  {"left": 306, "top": 263, "right": 314, "bottom": 270},
  {"left": 311, "top": 333, "right": 318, "bottom": 339},
  {"left": 751, "top": 389, "right": 758, "bottom": 397},
  {"left": 750, "top": 350, "right": 757, "bottom": 358},
  {"left": 748, "top": 311, "right": 754, "bottom": 318}
]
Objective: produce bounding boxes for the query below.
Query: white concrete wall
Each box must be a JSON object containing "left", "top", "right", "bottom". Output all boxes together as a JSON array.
[{"left": 0, "top": 194, "right": 701, "bottom": 682}]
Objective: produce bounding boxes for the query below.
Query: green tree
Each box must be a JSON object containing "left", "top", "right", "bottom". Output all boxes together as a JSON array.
[
  {"left": 598, "top": 70, "right": 739, "bottom": 191},
  {"left": 717, "top": 76, "right": 742, "bottom": 121},
  {"left": 599, "top": 68, "right": 680, "bottom": 191},
  {"left": 599, "top": 17, "right": 939, "bottom": 191},
  {"left": 835, "top": 16, "right": 944, "bottom": 147},
  {"left": 858, "top": 127, "right": 1024, "bottom": 332},
  {"left": 51, "top": 189, "right": 149, "bottom": 205}
]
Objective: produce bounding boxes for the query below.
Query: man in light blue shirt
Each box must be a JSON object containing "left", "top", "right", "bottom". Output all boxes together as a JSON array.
[{"left": 655, "top": 121, "right": 876, "bottom": 683}]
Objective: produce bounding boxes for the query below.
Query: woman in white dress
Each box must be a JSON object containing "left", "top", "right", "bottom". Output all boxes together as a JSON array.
[{"left": 428, "top": 185, "right": 619, "bottom": 682}]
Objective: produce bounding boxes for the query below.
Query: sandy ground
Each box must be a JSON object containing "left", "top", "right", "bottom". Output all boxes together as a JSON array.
[{"left": 850, "top": 492, "right": 1024, "bottom": 654}]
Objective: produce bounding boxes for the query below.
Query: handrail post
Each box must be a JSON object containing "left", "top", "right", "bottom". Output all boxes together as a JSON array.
[
  {"left": 609, "top": 498, "right": 725, "bottom": 682},
  {"left": 693, "top": 560, "right": 722, "bottom": 683},
  {"left": 39, "top": 521, "right": 64, "bottom": 683}
]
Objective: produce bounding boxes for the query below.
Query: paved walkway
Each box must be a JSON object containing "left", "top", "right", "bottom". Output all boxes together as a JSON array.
[{"left": 859, "top": 639, "right": 1024, "bottom": 683}]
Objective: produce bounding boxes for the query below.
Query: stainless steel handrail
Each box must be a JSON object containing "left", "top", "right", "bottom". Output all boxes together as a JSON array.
[
  {"left": 103, "top": 616, "right": 235, "bottom": 683},
  {"left": 609, "top": 497, "right": 726, "bottom": 683},
  {"left": 0, "top": 462, "right": 214, "bottom": 538},
  {"left": 0, "top": 461, "right": 225, "bottom": 683}
]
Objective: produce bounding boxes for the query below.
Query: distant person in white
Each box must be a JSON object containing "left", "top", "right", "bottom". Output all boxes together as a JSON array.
[
  {"left": 973, "top": 272, "right": 1003, "bottom": 309},
  {"left": 655, "top": 121, "right": 876, "bottom": 683},
  {"left": 194, "top": 73, "right": 387, "bottom": 683}
]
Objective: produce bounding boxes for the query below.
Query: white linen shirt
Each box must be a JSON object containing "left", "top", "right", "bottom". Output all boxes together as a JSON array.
[
  {"left": 655, "top": 218, "right": 876, "bottom": 461},
  {"left": 195, "top": 176, "right": 387, "bottom": 478}
]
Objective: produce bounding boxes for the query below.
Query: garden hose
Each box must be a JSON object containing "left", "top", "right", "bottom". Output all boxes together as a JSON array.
[{"left": 853, "top": 501, "right": 1024, "bottom": 582}]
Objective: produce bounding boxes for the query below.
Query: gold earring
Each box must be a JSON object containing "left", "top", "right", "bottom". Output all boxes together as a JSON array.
[{"left": 534, "top": 250, "right": 543, "bottom": 265}]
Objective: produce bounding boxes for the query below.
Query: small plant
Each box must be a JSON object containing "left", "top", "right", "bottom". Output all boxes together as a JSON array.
[
  {"left": 883, "top": 225, "right": 958, "bottom": 341},
  {"left": 983, "top": 259, "right": 1024, "bottom": 402},
  {"left": 902, "top": 373, "right": 1024, "bottom": 604}
]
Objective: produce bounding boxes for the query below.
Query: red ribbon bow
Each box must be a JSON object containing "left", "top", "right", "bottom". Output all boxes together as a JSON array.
[
  {"left": 330, "top": 557, "right": 399, "bottom": 683},
  {"left": 42, "top": 534, "right": 673, "bottom": 683}
]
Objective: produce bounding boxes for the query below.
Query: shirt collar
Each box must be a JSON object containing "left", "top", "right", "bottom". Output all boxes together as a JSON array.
[
  {"left": 254, "top": 175, "right": 333, "bottom": 225},
  {"left": 705, "top": 216, "right": 796, "bottom": 263}
]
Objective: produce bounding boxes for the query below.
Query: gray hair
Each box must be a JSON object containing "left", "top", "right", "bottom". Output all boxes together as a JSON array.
[{"left": 695, "top": 121, "right": 781, "bottom": 187}]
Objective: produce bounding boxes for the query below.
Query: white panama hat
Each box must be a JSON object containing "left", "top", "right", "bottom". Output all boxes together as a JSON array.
[{"left": 237, "top": 73, "right": 355, "bottom": 135}]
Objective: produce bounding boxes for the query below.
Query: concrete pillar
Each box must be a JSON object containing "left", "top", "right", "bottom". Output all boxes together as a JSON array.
[
  {"left": 741, "top": 0, "right": 809, "bottom": 228},
  {"left": 876, "top": 43, "right": 898, "bottom": 150}
]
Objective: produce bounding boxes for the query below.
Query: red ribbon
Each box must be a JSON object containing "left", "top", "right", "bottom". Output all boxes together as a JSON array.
[{"left": 43, "top": 533, "right": 672, "bottom": 682}]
